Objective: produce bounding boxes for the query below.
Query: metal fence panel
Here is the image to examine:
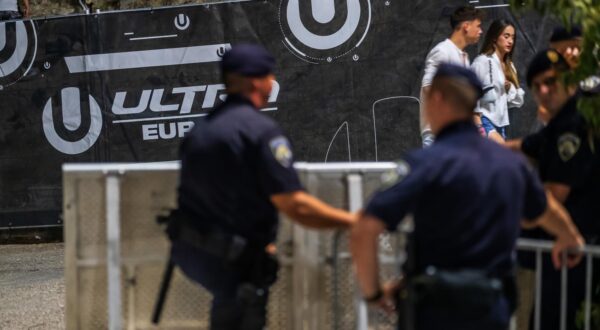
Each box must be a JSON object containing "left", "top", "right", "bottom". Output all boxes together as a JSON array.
[
  {"left": 65, "top": 161, "right": 598, "bottom": 330},
  {"left": 63, "top": 161, "right": 398, "bottom": 330}
]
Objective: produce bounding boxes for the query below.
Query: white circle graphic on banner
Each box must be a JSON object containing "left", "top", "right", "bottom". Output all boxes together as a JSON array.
[
  {"left": 279, "top": 0, "right": 371, "bottom": 62},
  {"left": 0, "top": 20, "right": 37, "bottom": 87},
  {"left": 42, "top": 87, "right": 103, "bottom": 155}
]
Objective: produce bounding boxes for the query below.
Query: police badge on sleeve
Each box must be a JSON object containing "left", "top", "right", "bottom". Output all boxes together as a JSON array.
[
  {"left": 269, "top": 136, "right": 293, "bottom": 167},
  {"left": 557, "top": 133, "right": 581, "bottom": 162},
  {"left": 380, "top": 159, "right": 411, "bottom": 188}
]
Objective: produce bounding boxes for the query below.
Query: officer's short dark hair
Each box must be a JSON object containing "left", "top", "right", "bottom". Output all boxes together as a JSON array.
[
  {"left": 430, "top": 77, "right": 479, "bottom": 113},
  {"left": 550, "top": 25, "right": 582, "bottom": 43},
  {"left": 450, "top": 6, "right": 485, "bottom": 30}
]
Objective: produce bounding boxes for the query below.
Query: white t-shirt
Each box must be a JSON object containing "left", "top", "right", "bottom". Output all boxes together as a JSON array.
[
  {"left": 420, "top": 39, "right": 470, "bottom": 133},
  {"left": 471, "top": 53, "right": 525, "bottom": 127},
  {"left": 0, "top": 0, "right": 18, "bottom": 12},
  {"left": 421, "top": 39, "right": 470, "bottom": 88}
]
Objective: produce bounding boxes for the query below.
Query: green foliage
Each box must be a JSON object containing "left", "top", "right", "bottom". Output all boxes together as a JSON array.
[
  {"left": 574, "top": 283, "right": 600, "bottom": 329},
  {"left": 509, "top": 0, "right": 600, "bottom": 133}
]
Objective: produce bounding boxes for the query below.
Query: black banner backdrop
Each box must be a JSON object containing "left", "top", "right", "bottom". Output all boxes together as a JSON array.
[{"left": 0, "top": 0, "right": 555, "bottom": 228}]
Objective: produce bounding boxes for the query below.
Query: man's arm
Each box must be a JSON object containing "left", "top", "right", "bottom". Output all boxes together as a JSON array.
[
  {"left": 21, "top": 0, "right": 30, "bottom": 17},
  {"left": 545, "top": 182, "right": 571, "bottom": 204},
  {"left": 349, "top": 213, "right": 397, "bottom": 313},
  {"left": 522, "top": 191, "right": 584, "bottom": 269},
  {"left": 349, "top": 213, "right": 385, "bottom": 297},
  {"left": 271, "top": 191, "right": 354, "bottom": 229},
  {"left": 503, "top": 138, "right": 522, "bottom": 152}
]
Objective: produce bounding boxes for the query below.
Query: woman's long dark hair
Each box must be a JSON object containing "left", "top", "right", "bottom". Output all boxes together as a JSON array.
[{"left": 479, "top": 19, "right": 520, "bottom": 88}]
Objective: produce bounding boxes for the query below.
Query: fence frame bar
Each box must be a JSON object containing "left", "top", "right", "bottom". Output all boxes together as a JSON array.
[{"left": 106, "top": 173, "right": 122, "bottom": 330}]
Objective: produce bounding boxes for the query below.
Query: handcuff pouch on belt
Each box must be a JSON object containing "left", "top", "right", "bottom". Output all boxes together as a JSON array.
[
  {"left": 160, "top": 209, "right": 279, "bottom": 288},
  {"left": 401, "top": 267, "right": 508, "bottom": 318}
]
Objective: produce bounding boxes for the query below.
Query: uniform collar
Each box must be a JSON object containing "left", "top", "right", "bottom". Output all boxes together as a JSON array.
[
  {"left": 435, "top": 120, "right": 478, "bottom": 141},
  {"left": 223, "top": 94, "right": 255, "bottom": 107},
  {"left": 547, "top": 96, "right": 578, "bottom": 129},
  {"left": 210, "top": 94, "right": 256, "bottom": 116}
]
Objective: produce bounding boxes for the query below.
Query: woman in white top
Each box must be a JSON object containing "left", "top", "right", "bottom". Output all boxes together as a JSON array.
[{"left": 472, "top": 19, "right": 525, "bottom": 143}]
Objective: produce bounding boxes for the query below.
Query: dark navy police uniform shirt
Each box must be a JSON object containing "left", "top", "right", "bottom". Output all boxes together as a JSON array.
[
  {"left": 178, "top": 94, "right": 302, "bottom": 246},
  {"left": 366, "top": 121, "right": 547, "bottom": 277},
  {"left": 522, "top": 96, "right": 600, "bottom": 241}
]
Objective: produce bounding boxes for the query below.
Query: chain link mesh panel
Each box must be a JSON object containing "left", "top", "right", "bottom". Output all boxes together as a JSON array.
[
  {"left": 65, "top": 163, "right": 398, "bottom": 330},
  {"left": 76, "top": 177, "right": 107, "bottom": 260},
  {"left": 296, "top": 165, "right": 403, "bottom": 330}
]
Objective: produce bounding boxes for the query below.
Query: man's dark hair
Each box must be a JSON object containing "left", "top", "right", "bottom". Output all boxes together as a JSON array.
[{"left": 450, "top": 6, "right": 485, "bottom": 30}]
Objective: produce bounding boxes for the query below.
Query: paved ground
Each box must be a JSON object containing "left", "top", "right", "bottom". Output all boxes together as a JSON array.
[{"left": 0, "top": 243, "right": 64, "bottom": 330}]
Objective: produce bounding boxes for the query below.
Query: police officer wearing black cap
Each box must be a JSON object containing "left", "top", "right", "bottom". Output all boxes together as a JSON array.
[
  {"left": 549, "top": 25, "right": 582, "bottom": 69},
  {"left": 512, "top": 49, "right": 600, "bottom": 330},
  {"left": 349, "top": 63, "right": 583, "bottom": 330},
  {"left": 168, "top": 44, "right": 355, "bottom": 330}
]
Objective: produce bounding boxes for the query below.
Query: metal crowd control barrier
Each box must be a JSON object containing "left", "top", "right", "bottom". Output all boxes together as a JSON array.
[
  {"left": 63, "top": 161, "right": 399, "bottom": 330},
  {"left": 515, "top": 239, "right": 600, "bottom": 330},
  {"left": 63, "top": 161, "right": 598, "bottom": 330}
]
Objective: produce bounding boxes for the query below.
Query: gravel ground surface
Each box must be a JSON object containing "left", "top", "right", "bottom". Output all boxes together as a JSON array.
[{"left": 0, "top": 243, "right": 64, "bottom": 330}]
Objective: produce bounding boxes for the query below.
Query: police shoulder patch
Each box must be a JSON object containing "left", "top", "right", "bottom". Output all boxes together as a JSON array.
[
  {"left": 547, "top": 49, "right": 560, "bottom": 63},
  {"left": 381, "top": 160, "right": 411, "bottom": 188},
  {"left": 269, "top": 136, "right": 293, "bottom": 167},
  {"left": 557, "top": 132, "right": 581, "bottom": 162}
]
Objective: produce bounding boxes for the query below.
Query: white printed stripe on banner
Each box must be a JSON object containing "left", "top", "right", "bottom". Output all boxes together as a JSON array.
[{"left": 64, "top": 43, "right": 231, "bottom": 73}]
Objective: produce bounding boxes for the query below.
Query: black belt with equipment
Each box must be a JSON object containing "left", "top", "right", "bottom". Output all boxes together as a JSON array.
[
  {"left": 151, "top": 209, "right": 279, "bottom": 325},
  {"left": 398, "top": 267, "right": 516, "bottom": 329},
  {"left": 162, "top": 208, "right": 250, "bottom": 262}
]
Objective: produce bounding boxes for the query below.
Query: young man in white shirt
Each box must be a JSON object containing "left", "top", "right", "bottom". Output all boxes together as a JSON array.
[{"left": 420, "top": 6, "right": 485, "bottom": 147}]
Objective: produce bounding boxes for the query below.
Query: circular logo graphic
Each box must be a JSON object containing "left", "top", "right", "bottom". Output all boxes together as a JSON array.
[
  {"left": 0, "top": 20, "right": 37, "bottom": 88},
  {"left": 279, "top": 0, "right": 371, "bottom": 63},
  {"left": 42, "top": 87, "right": 103, "bottom": 155}
]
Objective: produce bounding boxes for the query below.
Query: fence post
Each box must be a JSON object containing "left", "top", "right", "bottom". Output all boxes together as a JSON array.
[
  {"left": 106, "top": 173, "right": 122, "bottom": 330},
  {"left": 347, "top": 174, "right": 368, "bottom": 330},
  {"left": 560, "top": 250, "right": 568, "bottom": 330},
  {"left": 534, "top": 249, "right": 542, "bottom": 330},
  {"left": 585, "top": 254, "right": 593, "bottom": 330}
]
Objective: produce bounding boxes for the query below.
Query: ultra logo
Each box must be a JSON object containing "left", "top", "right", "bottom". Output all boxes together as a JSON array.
[
  {"left": 42, "top": 87, "right": 103, "bottom": 155},
  {"left": 0, "top": 20, "right": 37, "bottom": 88},
  {"left": 279, "top": 0, "right": 371, "bottom": 63},
  {"left": 42, "top": 82, "right": 280, "bottom": 155}
]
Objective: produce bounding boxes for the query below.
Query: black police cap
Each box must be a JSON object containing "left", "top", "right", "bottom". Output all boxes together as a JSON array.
[
  {"left": 526, "top": 49, "right": 570, "bottom": 87},
  {"left": 550, "top": 25, "right": 582, "bottom": 43},
  {"left": 220, "top": 44, "right": 275, "bottom": 77},
  {"left": 434, "top": 63, "right": 484, "bottom": 98}
]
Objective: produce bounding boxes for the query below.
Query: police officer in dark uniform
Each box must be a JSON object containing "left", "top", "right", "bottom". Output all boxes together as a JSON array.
[
  {"left": 169, "top": 44, "right": 355, "bottom": 330},
  {"left": 514, "top": 49, "right": 600, "bottom": 330},
  {"left": 349, "top": 63, "right": 584, "bottom": 330}
]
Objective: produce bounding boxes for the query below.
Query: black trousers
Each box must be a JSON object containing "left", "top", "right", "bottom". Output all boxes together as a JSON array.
[
  {"left": 171, "top": 240, "right": 270, "bottom": 330},
  {"left": 398, "top": 294, "right": 511, "bottom": 330}
]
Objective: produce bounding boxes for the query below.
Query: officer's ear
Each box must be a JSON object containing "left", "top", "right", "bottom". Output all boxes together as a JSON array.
[
  {"left": 251, "top": 75, "right": 274, "bottom": 94},
  {"left": 224, "top": 73, "right": 251, "bottom": 94}
]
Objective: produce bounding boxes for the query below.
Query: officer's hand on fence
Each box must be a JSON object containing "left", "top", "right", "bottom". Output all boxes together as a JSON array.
[
  {"left": 551, "top": 233, "right": 584, "bottom": 269},
  {"left": 366, "top": 279, "right": 402, "bottom": 315}
]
